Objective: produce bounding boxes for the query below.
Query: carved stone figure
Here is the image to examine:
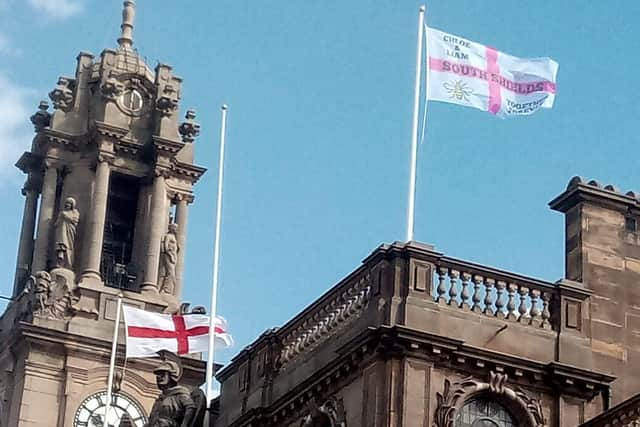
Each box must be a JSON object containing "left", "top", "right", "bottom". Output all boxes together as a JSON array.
[
  {"left": 30, "top": 270, "right": 77, "bottom": 320},
  {"left": 159, "top": 223, "right": 179, "bottom": 294},
  {"left": 300, "top": 397, "right": 347, "bottom": 427},
  {"left": 145, "top": 351, "right": 206, "bottom": 427},
  {"left": 54, "top": 197, "right": 80, "bottom": 269}
]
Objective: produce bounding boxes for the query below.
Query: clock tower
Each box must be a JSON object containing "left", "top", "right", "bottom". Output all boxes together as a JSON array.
[{"left": 0, "top": 2, "right": 207, "bottom": 426}]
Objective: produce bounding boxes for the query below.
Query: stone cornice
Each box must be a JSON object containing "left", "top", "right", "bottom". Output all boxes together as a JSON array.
[
  {"left": 549, "top": 176, "right": 640, "bottom": 214},
  {"left": 41, "top": 128, "right": 81, "bottom": 149},
  {"left": 94, "top": 121, "right": 129, "bottom": 140},
  {"left": 385, "top": 325, "right": 615, "bottom": 390},
  {"left": 115, "top": 135, "right": 145, "bottom": 156},
  {"left": 222, "top": 325, "right": 614, "bottom": 427},
  {"left": 153, "top": 135, "right": 184, "bottom": 156},
  {"left": 14, "top": 321, "right": 209, "bottom": 377},
  {"left": 172, "top": 161, "right": 206, "bottom": 183}
]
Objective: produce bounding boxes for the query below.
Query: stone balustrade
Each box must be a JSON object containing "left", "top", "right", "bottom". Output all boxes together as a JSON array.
[
  {"left": 278, "top": 269, "right": 371, "bottom": 367},
  {"left": 431, "top": 257, "right": 555, "bottom": 329}
]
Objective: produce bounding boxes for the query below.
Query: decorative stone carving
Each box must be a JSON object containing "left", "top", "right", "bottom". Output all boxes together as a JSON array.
[
  {"left": 146, "top": 351, "right": 206, "bottom": 427},
  {"left": 178, "top": 110, "right": 200, "bottom": 143},
  {"left": 28, "top": 270, "right": 78, "bottom": 320},
  {"left": 514, "top": 388, "right": 545, "bottom": 426},
  {"left": 48, "top": 76, "right": 75, "bottom": 111},
  {"left": 101, "top": 74, "right": 125, "bottom": 100},
  {"left": 159, "top": 223, "right": 179, "bottom": 295},
  {"left": 54, "top": 197, "right": 80, "bottom": 269},
  {"left": 30, "top": 100, "right": 51, "bottom": 131},
  {"left": 156, "top": 84, "right": 179, "bottom": 116},
  {"left": 300, "top": 397, "right": 346, "bottom": 427},
  {"left": 488, "top": 371, "right": 508, "bottom": 394},
  {"left": 433, "top": 373, "right": 546, "bottom": 427}
]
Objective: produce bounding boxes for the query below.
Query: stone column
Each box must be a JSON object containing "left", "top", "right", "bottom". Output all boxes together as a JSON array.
[
  {"left": 130, "top": 184, "right": 150, "bottom": 271},
  {"left": 13, "top": 179, "right": 40, "bottom": 296},
  {"left": 142, "top": 170, "right": 167, "bottom": 291},
  {"left": 174, "top": 196, "right": 189, "bottom": 298},
  {"left": 82, "top": 154, "right": 112, "bottom": 282},
  {"left": 32, "top": 161, "right": 58, "bottom": 273}
]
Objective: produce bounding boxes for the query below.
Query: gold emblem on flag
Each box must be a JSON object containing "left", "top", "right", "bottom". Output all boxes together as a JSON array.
[{"left": 443, "top": 80, "right": 473, "bottom": 102}]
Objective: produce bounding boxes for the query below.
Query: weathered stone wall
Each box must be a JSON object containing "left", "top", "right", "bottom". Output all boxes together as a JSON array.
[{"left": 551, "top": 178, "right": 640, "bottom": 404}]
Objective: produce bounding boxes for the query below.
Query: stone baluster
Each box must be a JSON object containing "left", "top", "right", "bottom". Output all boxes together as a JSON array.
[
  {"left": 495, "top": 281, "right": 506, "bottom": 318},
  {"left": 506, "top": 283, "right": 518, "bottom": 320},
  {"left": 517, "top": 286, "right": 529, "bottom": 323},
  {"left": 436, "top": 267, "right": 447, "bottom": 303},
  {"left": 472, "top": 275, "right": 483, "bottom": 312},
  {"left": 541, "top": 292, "right": 551, "bottom": 329},
  {"left": 448, "top": 269, "right": 459, "bottom": 305},
  {"left": 460, "top": 272, "right": 471, "bottom": 309},
  {"left": 529, "top": 289, "right": 541, "bottom": 326},
  {"left": 483, "top": 278, "right": 495, "bottom": 315}
]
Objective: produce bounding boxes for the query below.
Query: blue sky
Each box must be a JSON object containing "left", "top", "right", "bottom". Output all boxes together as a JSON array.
[{"left": 1, "top": 0, "right": 640, "bottom": 368}]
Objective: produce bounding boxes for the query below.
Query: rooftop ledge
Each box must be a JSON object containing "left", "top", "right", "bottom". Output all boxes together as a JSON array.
[{"left": 218, "top": 241, "right": 589, "bottom": 379}]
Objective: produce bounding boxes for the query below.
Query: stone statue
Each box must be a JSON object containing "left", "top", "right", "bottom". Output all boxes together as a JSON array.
[
  {"left": 32, "top": 271, "right": 52, "bottom": 317},
  {"left": 300, "top": 397, "right": 347, "bottom": 427},
  {"left": 145, "top": 351, "right": 206, "bottom": 427},
  {"left": 159, "top": 223, "right": 179, "bottom": 294},
  {"left": 54, "top": 197, "right": 80, "bottom": 269},
  {"left": 29, "top": 270, "right": 77, "bottom": 320}
]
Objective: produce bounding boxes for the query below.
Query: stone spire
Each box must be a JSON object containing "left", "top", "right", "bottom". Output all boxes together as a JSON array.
[{"left": 117, "top": 0, "right": 135, "bottom": 49}]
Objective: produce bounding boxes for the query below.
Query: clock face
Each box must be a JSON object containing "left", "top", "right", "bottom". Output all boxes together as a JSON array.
[{"left": 74, "top": 391, "right": 147, "bottom": 427}]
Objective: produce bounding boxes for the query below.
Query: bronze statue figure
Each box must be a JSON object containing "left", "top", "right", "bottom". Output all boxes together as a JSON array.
[{"left": 145, "top": 351, "right": 205, "bottom": 427}]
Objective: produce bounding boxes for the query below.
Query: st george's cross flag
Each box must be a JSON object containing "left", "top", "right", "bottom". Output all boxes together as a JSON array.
[
  {"left": 426, "top": 26, "right": 558, "bottom": 117},
  {"left": 123, "top": 305, "right": 233, "bottom": 358}
]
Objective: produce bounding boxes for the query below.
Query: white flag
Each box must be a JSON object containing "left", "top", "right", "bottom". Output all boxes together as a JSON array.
[
  {"left": 123, "top": 305, "right": 233, "bottom": 358},
  {"left": 426, "top": 26, "right": 558, "bottom": 117}
]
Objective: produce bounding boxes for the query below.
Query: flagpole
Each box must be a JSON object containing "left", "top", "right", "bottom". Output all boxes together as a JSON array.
[
  {"left": 406, "top": 5, "right": 426, "bottom": 242},
  {"left": 104, "top": 292, "right": 123, "bottom": 424},
  {"left": 206, "top": 104, "right": 229, "bottom": 406}
]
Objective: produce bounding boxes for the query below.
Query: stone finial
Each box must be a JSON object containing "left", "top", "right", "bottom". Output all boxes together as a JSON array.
[
  {"left": 30, "top": 100, "right": 51, "bottom": 132},
  {"left": 178, "top": 110, "right": 201, "bottom": 143},
  {"left": 118, "top": 0, "right": 135, "bottom": 49}
]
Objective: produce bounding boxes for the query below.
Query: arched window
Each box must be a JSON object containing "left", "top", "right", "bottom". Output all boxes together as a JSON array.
[
  {"left": 121, "top": 88, "right": 143, "bottom": 112},
  {"left": 455, "top": 398, "right": 517, "bottom": 427}
]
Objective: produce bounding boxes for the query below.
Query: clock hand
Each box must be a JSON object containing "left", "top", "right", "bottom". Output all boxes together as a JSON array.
[{"left": 90, "top": 413, "right": 104, "bottom": 427}]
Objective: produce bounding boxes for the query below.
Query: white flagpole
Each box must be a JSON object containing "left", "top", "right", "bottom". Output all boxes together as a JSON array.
[
  {"left": 104, "top": 292, "right": 123, "bottom": 424},
  {"left": 406, "top": 5, "right": 426, "bottom": 242},
  {"left": 206, "top": 104, "right": 229, "bottom": 406}
]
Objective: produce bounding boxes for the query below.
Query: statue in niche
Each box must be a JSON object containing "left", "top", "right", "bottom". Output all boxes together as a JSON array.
[
  {"left": 300, "top": 397, "right": 347, "bottom": 427},
  {"left": 159, "top": 223, "right": 179, "bottom": 294},
  {"left": 29, "top": 270, "right": 78, "bottom": 320},
  {"left": 54, "top": 197, "right": 80, "bottom": 269},
  {"left": 145, "top": 351, "right": 206, "bottom": 427}
]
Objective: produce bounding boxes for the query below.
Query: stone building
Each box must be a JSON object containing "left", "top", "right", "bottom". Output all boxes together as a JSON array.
[
  {"left": 0, "top": 1, "right": 207, "bottom": 426},
  {"left": 213, "top": 177, "right": 640, "bottom": 426}
]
